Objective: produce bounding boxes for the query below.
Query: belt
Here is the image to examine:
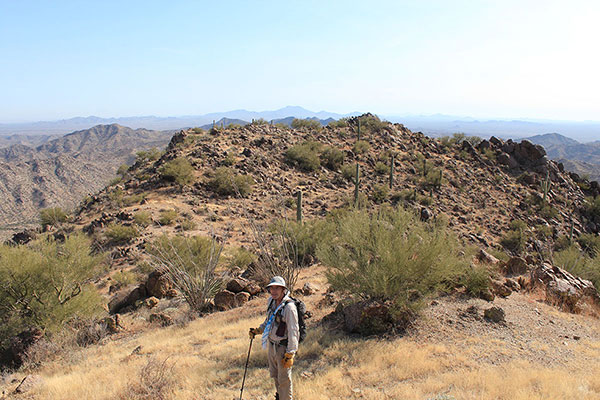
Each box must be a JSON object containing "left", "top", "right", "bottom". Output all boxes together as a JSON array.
[{"left": 269, "top": 338, "right": 288, "bottom": 347}]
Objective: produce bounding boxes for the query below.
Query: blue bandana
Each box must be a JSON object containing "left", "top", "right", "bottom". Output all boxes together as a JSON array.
[{"left": 262, "top": 300, "right": 286, "bottom": 349}]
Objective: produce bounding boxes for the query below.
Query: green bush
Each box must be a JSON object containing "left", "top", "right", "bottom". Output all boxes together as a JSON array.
[
  {"left": 159, "top": 157, "right": 195, "bottom": 186},
  {"left": 577, "top": 233, "right": 600, "bottom": 257},
  {"left": 291, "top": 118, "right": 322, "bottom": 130},
  {"left": 341, "top": 164, "right": 357, "bottom": 182},
  {"left": 180, "top": 220, "right": 197, "bottom": 231},
  {"left": 320, "top": 146, "right": 345, "bottom": 170},
  {"left": 461, "top": 265, "right": 492, "bottom": 297},
  {"left": 223, "top": 247, "right": 257, "bottom": 270},
  {"left": 207, "top": 167, "right": 254, "bottom": 197},
  {"left": 353, "top": 140, "right": 370, "bottom": 155},
  {"left": 500, "top": 221, "right": 528, "bottom": 254},
  {"left": 554, "top": 244, "right": 600, "bottom": 291},
  {"left": 123, "top": 193, "right": 146, "bottom": 206},
  {"left": 356, "top": 114, "right": 387, "bottom": 134},
  {"left": 111, "top": 270, "right": 138, "bottom": 288},
  {"left": 158, "top": 210, "right": 178, "bottom": 226},
  {"left": 317, "top": 207, "right": 471, "bottom": 313},
  {"left": 0, "top": 234, "right": 104, "bottom": 346},
  {"left": 271, "top": 219, "right": 335, "bottom": 268},
  {"left": 135, "top": 148, "right": 162, "bottom": 164},
  {"left": 134, "top": 211, "right": 152, "bottom": 227},
  {"left": 372, "top": 184, "right": 389, "bottom": 204},
  {"left": 285, "top": 141, "right": 323, "bottom": 172},
  {"left": 374, "top": 161, "right": 388, "bottom": 175},
  {"left": 40, "top": 207, "right": 68, "bottom": 228},
  {"left": 105, "top": 223, "right": 139, "bottom": 244},
  {"left": 328, "top": 118, "right": 349, "bottom": 128}
]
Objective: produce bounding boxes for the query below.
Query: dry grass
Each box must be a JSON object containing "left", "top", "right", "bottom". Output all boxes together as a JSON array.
[{"left": 7, "top": 267, "right": 600, "bottom": 400}]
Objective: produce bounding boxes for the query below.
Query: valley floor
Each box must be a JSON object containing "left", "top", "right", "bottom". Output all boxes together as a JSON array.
[{"left": 3, "top": 266, "right": 600, "bottom": 400}]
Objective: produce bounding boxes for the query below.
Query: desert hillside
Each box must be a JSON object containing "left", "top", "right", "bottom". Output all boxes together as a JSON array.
[{"left": 1, "top": 115, "right": 600, "bottom": 399}]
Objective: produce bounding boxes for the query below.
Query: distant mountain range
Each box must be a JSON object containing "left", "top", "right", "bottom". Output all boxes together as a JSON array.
[
  {"left": 0, "top": 106, "right": 357, "bottom": 137},
  {"left": 0, "top": 124, "right": 173, "bottom": 230},
  {"left": 525, "top": 133, "right": 600, "bottom": 181}
]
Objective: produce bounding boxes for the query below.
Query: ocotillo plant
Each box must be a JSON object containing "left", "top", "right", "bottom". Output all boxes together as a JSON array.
[
  {"left": 389, "top": 155, "right": 395, "bottom": 190},
  {"left": 541, "top": 170, "right": 551, "bottom": 203},
  {"left": 354, "top": 163, "right": 361, "bottom": 207},
  {"left": 438, "top": 169, "right": 443, "bottom": 189},
  {"left": 296, "top": 190, "right": 303, "bottom": 224}
]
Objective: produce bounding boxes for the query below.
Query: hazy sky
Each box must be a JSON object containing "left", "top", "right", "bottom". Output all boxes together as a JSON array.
[{"left": 1, "top": 0, "right": 599, "bottom": 122}]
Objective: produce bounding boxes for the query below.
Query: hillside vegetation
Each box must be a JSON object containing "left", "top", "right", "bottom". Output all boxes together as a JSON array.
[{"left": 2, "top": 115, "right": 600, "bottom": 399}]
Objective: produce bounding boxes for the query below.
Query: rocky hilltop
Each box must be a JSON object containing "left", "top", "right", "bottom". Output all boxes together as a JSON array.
[{"left": 0, "top": 124, "right": 172, "bottom": 231}]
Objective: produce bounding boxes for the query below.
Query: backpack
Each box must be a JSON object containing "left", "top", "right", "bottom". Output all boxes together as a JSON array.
[{"left": 269, "top": 296, "right": 307, "bottom": 343}]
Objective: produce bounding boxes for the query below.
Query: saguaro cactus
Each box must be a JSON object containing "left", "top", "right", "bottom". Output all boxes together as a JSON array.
[
  {"left": 541, "top": 170, "right": 551, "bottom": 203},
  {"left": 354, "top": 163, "right": 361, "bottom": 207},
  {"left": 357, "top": 119, "right": 361, "bottom": 142},
  {"left": 296, "top": 190, "right": 303, "bottom": 224},
  {"left": 389, "top": 154, "right": 395, "bottom": 190}
]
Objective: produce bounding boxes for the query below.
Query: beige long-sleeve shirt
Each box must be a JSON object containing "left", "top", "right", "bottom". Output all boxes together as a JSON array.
[{"left": 259, "top": 294, "right": 299, "bottom": 354}]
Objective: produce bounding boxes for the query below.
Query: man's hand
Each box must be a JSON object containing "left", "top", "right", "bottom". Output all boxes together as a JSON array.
[
  {"left": 249, "top": 327, "right": 261, "bottom": 339},
  {"left": 282, "top": 352, "right": 294, "bottom": 368}
]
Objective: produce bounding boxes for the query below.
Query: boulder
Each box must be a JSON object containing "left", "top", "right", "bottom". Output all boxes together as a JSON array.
[
  {"left": 497, "top": 153, "right": 519, "bottom": 169},
  {"left": 243, "top": 281, "right": 262, "bottom": 296},
  {"left": 108, "top": 285, "right": 147, "bottom": 314},
  {"left": 504, "top": 256, "right": 529, "bottom": 275},
  {"left": 235, "top": 291, "right": 250, "bottom": 306},
  {"left": 504, "top": 278, "right": 521, "bottom": 292},
  {"left": 478, "top": 249, "right": 500, "bottom": 265},
  {"left": 420, "top": 207, "right": 433, "bottom": 222},
  {"left": 530, "top": 263, "right": 600, "bottom": 314},
  {"left": 342, "top": 300, "right": 394, "bottom": 335},
  {"left": 101, "top": 315, "right": 123, "bottom": 334},
  {"left": 226, "top": 277, "right": 249, "bottom": 294},
  {"left": 149, "top": 313, "right": 173, "bottom": 327},
  {"left": 490, "top": 279, "right": 512, "bottom": 298},
  {"left": 484, "top": 306, "right": 505, "bottom": 323},
  {"left": 144, "top": 296, "right": 159, "bottom": 309},
  {"left": 145, "top": 271, "right": 172, "bottom": 298},
  {"left": 214, "top": 290, "right": 237, "bottom": 310},
  {"left": 302, "top": 282, "right": 319, "bottom": 295},
  {"left": 479, "top": 289, "right": 495, "bottom": 302},
  {"left": 9, "top": 230, "right": 37, "bottom": 245}
]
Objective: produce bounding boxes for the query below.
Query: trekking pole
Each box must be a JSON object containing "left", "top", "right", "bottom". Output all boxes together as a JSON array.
[{"left": 240, "top": 336, "right": 253, "bottom": 400}]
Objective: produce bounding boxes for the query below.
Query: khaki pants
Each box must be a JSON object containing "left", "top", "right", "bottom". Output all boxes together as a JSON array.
[{"left": 267, "top": 341, "right": 293, "bottom": 400}]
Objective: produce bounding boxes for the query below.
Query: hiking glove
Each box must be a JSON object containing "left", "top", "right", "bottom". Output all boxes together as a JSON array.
[
  {"left": 249, "top": 327, "right": 261, "bottom": 339},
  {"left": 282, "top": 352, "right": 294, "bottom": 368}
]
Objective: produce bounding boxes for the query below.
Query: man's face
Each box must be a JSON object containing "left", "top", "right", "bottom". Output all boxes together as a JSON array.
[{"left": 268, "top": 285, "right": 285, "bottom": 301}]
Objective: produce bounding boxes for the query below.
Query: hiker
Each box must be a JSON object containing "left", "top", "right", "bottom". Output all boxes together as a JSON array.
[{"left": 249, "top": 276, "right": 299, "bottom": 400}]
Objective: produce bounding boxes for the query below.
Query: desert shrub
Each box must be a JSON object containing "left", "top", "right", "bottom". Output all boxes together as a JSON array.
[
  {"left": 320, "top": 146, "right": 345, "bottom": 170},
  {"left": 116, "top": 164, "right": 129, "bottom": 177},
  {"left": 180, "top": 220, "right": 197, "bottom": 231},
  {"left": 464, "top": 135, "right": 483, "bottom": 146},
  {"left": 136, "top": 148, "right": 162, "bottom": 164},
  {"left": 328, "top": 118, "right": 349, "bottom": 128},
  {"left": 317, "top": 207, "right": 471, "bottom": 313},
  {"left": 285, "top": 141, "right": 323, "bottom": 172},
  {"left": 500, "top": 220, "right": 528, "bottom": 254},
  {"left": 341, "top": 163, "right": 357, "bottom": 181},
  {"left": 553, "top": 244, "right": 600, "bottom": 290},
  {"left": 270, "top": 219, "right": 335, "bottom": 269},
  {"left": 577, "top": 233, "right": 600, "bottom": 257},
  {"left": 207, "top": 167, "right": 254, "bottom": 197},
  {"left": 0, "top": 234, "right": 104, "bottom": 347},
  {"left": 40, "top": 207, "right": 68, "bottom": 228},
  {"left": 105, "top": 223, "right": 139, "bottom": 244},
  {"left": 424, "top": 168, "right": 444, "bottom": 188},
  {"left": 223, "top": 246, "right": 257, "bottom": 270},
  {"left": 535, "top": 224, "right": 553, "bottom": 240},
  {"left": 291, "top": 118, "right": 322, "bottom": 130},
  {"left": 122, "top": 357, "right": 175, "bottom": 400},
  {"left": 159, "top": 157, "right": 195, "bottom": 186},
  {"left": 134, "top": 211, "right": 152, "bottom": 227},
  {"left": 357, "top": 114, "right": 387, "bottom": 133},
  {"left": 158, "top": 210, "right": 178, "bottom": 225},
  {"left": 111, "top": 270, "right": 138, "bottom": 288},
  {"left": 353, "top": 140, "right": 370, "bottom": 155},
  {"left": 250, "top": 118, "right": 269, "bottom": 126},
  {"left": 221, "top": 152, "right": 236, "bottom": 167},
  {"left": 374, "top": 161, "right": 388, "bottom": 175},
  {"left": 482, "top": 148, "right": 496, "bottom": 161},
  {"left": 147, "top": 235, "right": 223, "bottom": 313},
  {"left": 372, "top": 184, "right": 389, "bottom": 204},
  {"left": 123, "top": 193, "right": 146, "bottom": 206},
  {"left": 461, "top": 264, "right": 492, "bottom": 297},
  {"left": 583, "top": 196, "right": 600, "bottom": 220}
]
